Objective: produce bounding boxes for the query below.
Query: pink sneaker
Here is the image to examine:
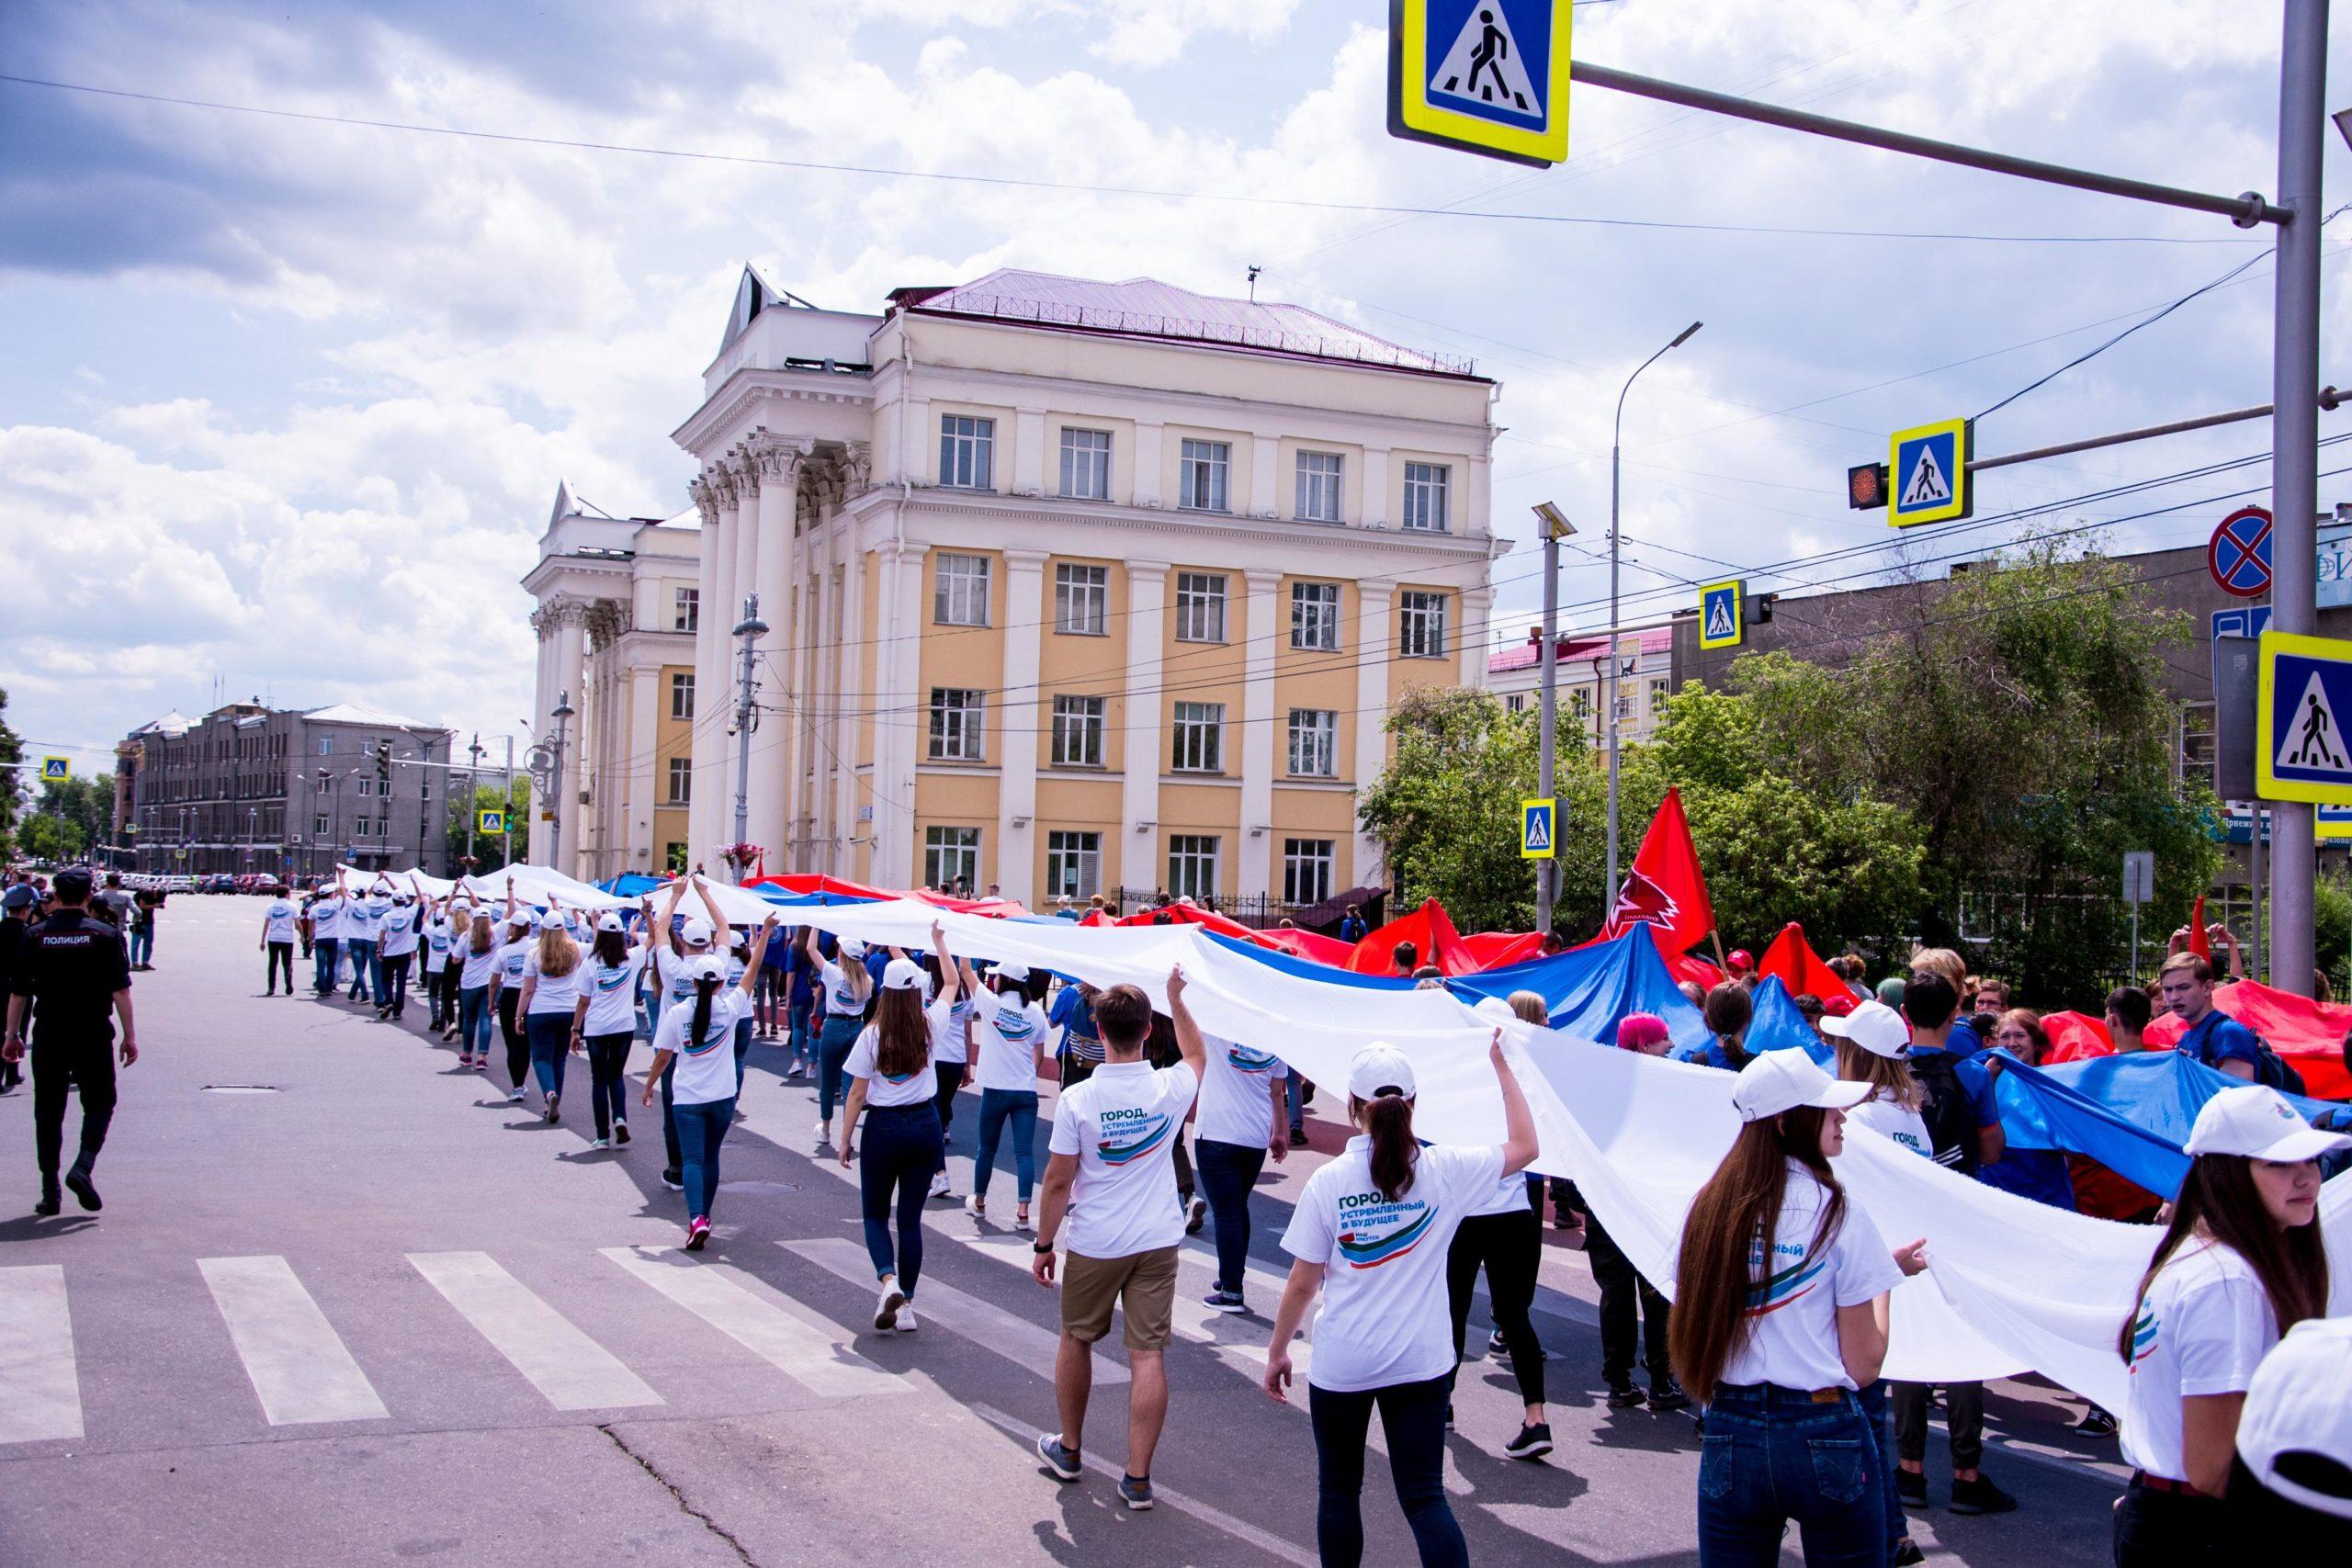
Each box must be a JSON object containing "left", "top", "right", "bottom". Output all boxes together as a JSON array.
[{"left": 685, "top": 1216, "right": 711, "bottom": 1252}]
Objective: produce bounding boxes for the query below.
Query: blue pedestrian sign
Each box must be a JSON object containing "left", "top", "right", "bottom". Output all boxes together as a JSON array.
[
  {"left": 479, "top": 809, "right": 507, "bottom": 835},
  {"left": 1520, "top": 797, "right": 1555, "bottom": 861},
  {"left": 1699, "top": 580, "right": 1745, "bottom": 650},
  {"left": 1388, "top": 1, "right": 1573, "bottom": 168},
  {"left": 38, "top": 755, "right": 69, "bottom": 782},
  {"left": 2258, "top": 631, "right": 2352, "bottom": 804},
  {"left": 1886, "top": 417, "right": 1973, "bottom": 527},
  {"left": 2211, "top": 605, "right": 2273, "bottom": 643}
]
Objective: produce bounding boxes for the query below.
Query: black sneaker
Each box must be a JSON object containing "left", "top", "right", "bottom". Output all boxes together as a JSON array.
[
  {"left": 1487, "top": 1327, "right": 1510, "bottom": 1357},
  {"left": 615, "top": 1122, "right": 631, "bottom": 1146},
  {"left": 34, "top": 1185, "right": 62, "bottom": 1217},
  {"left": 2073, "top": 1406, "right": 2118, "bottom": 1438},
  {"left": 1035, "top": 1433, "right": 1081, "bottom": 1483},
  {"left": 1289, "top": 1123, "right": 1307, "bottom": 1144},
  {"left": 1646, "top": 1380, "right": 1691, "bottom": 1414},
  {"left": 1504, "top": 1422, "right": 1554, "bottom": 1461},
  {"left": 1443, "top": 1404, "right": 1455, "bottom": 1431},
  {"left": 1895, "top": 1469, "right": 1928, "bottom": 1508},
  {"left": 662, "top": 1169, "right": 684, "bottom": 1191},
  {"left": 1203, "top": 1288, "right": 1247, "bottom": 1314},
  {"left": 1605, "top": 1382, "right": 1645, "bottom": 1409},
  {"left": 63, "top": 1169, "right": 101, "bottom": 1213},
  {"left": 1949, "top": 1472, "right": 2018, "bottom": 1516},
  {"left": 1894, "top": 1542, "right": 1927, "bottom": 1567}
]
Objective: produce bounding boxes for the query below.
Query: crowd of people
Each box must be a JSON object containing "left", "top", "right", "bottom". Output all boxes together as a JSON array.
[{"left": 6, "top": 860, "right": 2346, "bottom": 1563}]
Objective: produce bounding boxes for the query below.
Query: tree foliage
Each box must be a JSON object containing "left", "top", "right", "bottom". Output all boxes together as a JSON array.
[
  {"left": 18, "top": 777, "right": 114, "bottom": 864},
  {"left": 1355, "top": 685, "right": 1545, "bottom": 934},
  {"left": 447, "top": 776, "right": 533, "bottom": 874}
]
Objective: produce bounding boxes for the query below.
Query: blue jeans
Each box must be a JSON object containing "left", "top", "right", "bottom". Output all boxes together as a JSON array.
[
  {"left": 345, "top": 938, "right": 375, "bottom": 998},
  {"left": 972, "top": 1088, "right": 1038, "bottom": 1204},
  {"left": 313, "top": 938, "right": 340, "bottom": 994},
  {"left": 526, "top": 1013, "right": 571, "bottom": 1100},
  {"left": 1696, "top": 1384, "right": 1883, "bottom": 1568},
  {"left": 787, "top": 998, "right": 814, "bottom": 1064},
  {"left": 129, "top": 927, "right": 153, "bottom": 965},
  {"left": 673, "top": 1094, "right": 735, "bottom": 1221},
  {"left": 816, "top": 1014, "right": 861, "bottom": 1123},
  {"left": 1309, "top": 1373, "right": 1464, "bottom": 1568},
  {"left": 860, "top": 1103, "right": 944, "bottom": 1292},
  {"left": 733, "top": 1014, "right": 754, "bottom": 1092},
  {"left": 1284, "top": 1071, "right": 1306, "bottom": 1131},
  {"left": 1856, "top": 1381, "right": 1904, "bottom": 1561},
  {"left": 1194, "top": 1137, "right": 1266, "bottom": 1296},
  {"left": 459, "top": 983, "right": 492, "bottom": 1057}
]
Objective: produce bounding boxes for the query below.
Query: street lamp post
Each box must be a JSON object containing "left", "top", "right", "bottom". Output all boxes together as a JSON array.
[
  {"left": 549, "top": 693, "right": 575, "bottom": 877},
  {"left": 1531, "top": 502, "right": 1575, "bottom": 936},
  {"left": 1607, "top": 321, "right": 1703, "bottom": 900}
]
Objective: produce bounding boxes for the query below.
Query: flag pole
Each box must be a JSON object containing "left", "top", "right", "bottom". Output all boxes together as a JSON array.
[{"left": 1708, "top": 929, "right": 1729, "bottom": 976}]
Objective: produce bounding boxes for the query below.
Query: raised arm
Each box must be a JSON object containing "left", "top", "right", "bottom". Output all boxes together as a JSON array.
[
  {"left": 1490, "top": 1031, "right": 1539, "bottom": 1177},
  {"left": 931, "top": 922, "right": 959, "bottom": 1006},
  {"left": 693, "top": 875, "right": 726, "bottom": 935},
  {"left": 739, "top": 915, "right": 779, "bottom": 997},
  {"left": 1165, "top": 964, "right": 1207, "bottom": 1078}
]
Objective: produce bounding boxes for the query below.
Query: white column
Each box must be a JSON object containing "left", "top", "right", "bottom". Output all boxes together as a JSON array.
[
  {"left": 1249, "top": 434, "right": 1281, "bottom": 519},
  {"left": 1131, "top": 421, "right": 1163, "bottom": 507},
  {"left": 553, "top": 611, "right": 585, "bottom": 877},
  {"left": 995, "top": 548, "right": 1048, "bottom": 905},
  {"left": 1238, "top": 568, "right": 1281, "bottom": 902},
  {"left": 1458, "top": 587, "right": 1494, "bottom": 690},
  {"left": 1013, "top": 407, "right": 1046, "bottom": 496},
  {"left": 872, "top": 538, "right": 929, "bottom": 886},
  {"left": 746, "top": 438, "right": 803, "bottom": 861},
  {"left": 829, "top": 555, "right": 858, "bottom": 877},
  {"left": 1361, "top": 446, "right": 1392, "bottom": 527},
  {"left": 697, "top": 473, "right": 741, "bottom": 856},
  {"left": 527, "top": 607, "right": 557, "bottom": 866},
  {"left": 628, "top": 665, "right": 658, "bottom": 869},
  {"left": 1118, "top": 561, "right": 1169, "bottom": 893},
  {"left": 1352, "top": 583, "right": 1394, "bottom": 888}
]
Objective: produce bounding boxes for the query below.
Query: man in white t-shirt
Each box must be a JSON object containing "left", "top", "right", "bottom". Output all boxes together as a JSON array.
[
  {"left": 306, "top": 882, "right": 346, "bottom": 997},
  {"left": 1031, "top": 969, "right": 1205, "bottom": 1512},
  {"left": 259, "top": 887, "right": 300, "bottom": 997}
]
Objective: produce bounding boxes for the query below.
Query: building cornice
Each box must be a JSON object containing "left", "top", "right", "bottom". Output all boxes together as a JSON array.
[{"left": 673, "top": 368, "right": 874, "bottom": 455}]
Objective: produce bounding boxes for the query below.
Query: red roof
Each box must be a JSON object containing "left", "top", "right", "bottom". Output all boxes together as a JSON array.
[{"left": 1488, "top": 627, "right": 1673, "bottom": 674}]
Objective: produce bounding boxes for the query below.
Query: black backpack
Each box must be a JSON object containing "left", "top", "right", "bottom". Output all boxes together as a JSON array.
[
  {"left": 1908, "top": 1051, "right": 1981, "bottom": 1175},
  {"left": 2250, "top": 1036, "right": 2308, "bottom": 1098}
]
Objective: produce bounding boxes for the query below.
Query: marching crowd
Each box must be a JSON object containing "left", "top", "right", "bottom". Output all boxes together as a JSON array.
[{"left": 3, "top": 862, "right": 2346, "bottom": 1564}]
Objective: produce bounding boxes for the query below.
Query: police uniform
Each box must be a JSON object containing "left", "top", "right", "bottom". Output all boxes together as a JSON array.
[{"left": 9, "top": 904, "right": 134, "bottom": 1211}]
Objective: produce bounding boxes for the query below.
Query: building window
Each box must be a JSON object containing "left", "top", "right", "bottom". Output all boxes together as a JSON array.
[
  {"left": 939, "top": 414, "right": 994, "bottom": 490},
  {"left": 1287, "top": 709, "right": 1338, "bottom": 778},
  {"left": 934, "top": 553, "right": 990, "bottom": 626},
  {"left": 1168, "top": 835, "right": 1220, "bottom": 902},
  {"left": 673, "top": 586, "right": 698, "bottom": 633},
  {"left": 664, "top": 841, "right": 687, "bottom": 874},
  {"left": 671, "top": 672, "right": 695, "bottom": 719},
  {"left": 1295, "top": 451, "right": 1343, "bottom": 523},
  {"left": 1283, "top": 839, "right": 1334, "bottom": 906},
  {"left": 375, "top": 816, "right": 389, "bottom": 839},
  {"left": 1649, "top": 677, "right": 1671, "bottom": 714},
  {"left": 1174, "top": 571, "right": 1227, "bottom": 643},
  {"left": 1046, "top": 830, "right": 1101, "bottom": 899},
  {"left": 1504, "top": 693, "right": 1527, "bottom": 714},
  {"left": 1291, "top": 581, "right": 1340, "bottom": 650},
  {"left": 352, "top": 818, "right": 369, "bottom": 840},
  {"left": 929, "top": 688, "right": 986, "bottom": 762},
  {"left": 1570, "top": 689, "right": 1592, "bottom": 721},
  {"left": 317, "top": 738, "right": 332, "bottom": 756},
  {"left": 316, "top": 775, "right": 331, "bottom": 793},
  {"left": 924, "top": 826, "right": 981, "bottom": 892},
  {"left": 356, "top": 777, "right": 374, "bottom": 798},
  {"left": 666, "top": 757, "right": 692, "bottom": 804},
  {"left": 1055, "top": 564, "right": 1108, "bottom": 635},
  {"left": 1059, "top": 428, "right": 1111, "bottom": 501},
  {"left": 1177, "top": 439, "right": 1230, "bottom": 513},
  {"left": 1399, "top": 590, "right": 1448, "bottom": 658},
  {"left": 1051, "top": 695, "right": 1105, "bottom": 768},
  {"left": 1172, "top": 702, "right": 1225, "bottom": 773},
  {"left": 1402, "top": 462, "right": 1451, "bottom": 532}
]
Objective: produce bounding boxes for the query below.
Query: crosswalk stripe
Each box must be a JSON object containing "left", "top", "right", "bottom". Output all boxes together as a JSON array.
[
  {"left": 409, "top": 1252, "right": 662, "bottom": 1411},
  {"left": 600, "top": 1245, "right": 907, "bottom": 1399},
  {"left": 780, "top": 1236, "right": 1126, "bottom": 1386},
  {"left": 198, "top": 1256, "right": 390, "bottom": 1425},
  {"left": 0, "top": 1266, "right": 85, "bottom": 1443}
]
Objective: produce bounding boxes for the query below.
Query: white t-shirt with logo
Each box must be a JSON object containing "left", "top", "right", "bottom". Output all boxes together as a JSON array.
[
  {"left": 932, "top": 995, "right": 974, "bottom": 1066},
  {"left": 345, "top": 898, "right": 383, "bottom": 942},
  {"left": 817, "top": 957, "right": 865, "bottom": 1018},
  {"left": 377, "top": 904, "right": 420, "bottom": 957},
  {"left": 1049, "top": 1060, "right": 1201, "bottom": 1259},
  {"left": 654, "top": 988, "right": 749, "bottom": 1107},
  {"left": 2120, "top": 1239, "right": 2277, "bottom": 1483},
  {"left": 457, "top": 931, "right": 500, "bottom": 988},
  {"left": 579, "top": 949, "right": 650, "bottom": 1036},
  {"left": 1676, "top": 1161, "right": 1905, "bottom": 1394},
  {"left": 421, "top": 918, "right": 452, "bottom": 973},
  {"left": 969, "top": 986, "right": 1049, "bottom": 1092},
  {"left": 845, "top": 1004, "right": 950, "bottom": 1110},
  {"left": 1282, "top": 1137, "right": 1507, "bottom": 1393},
  {"left": 524, "top": 946, "right": 583, "bottom": 1015},
  {"left": 494, "top": 938, "right": 532, "bottom": 990},
  {"left": 1848, "top": 1093, "right": 1934, "bottom": 1160},
  {"left": 1194, "top": 1034, "right": 1288, "bottom": 1149},
  {"left": 310, "top": 897, "right": 346, "bottom": 941},
  {"left": 264, "top": 899, "right": 299, "bottom": 943},
  {"left": 650, "top": 945, "right": 704, "bottom": 1010}
]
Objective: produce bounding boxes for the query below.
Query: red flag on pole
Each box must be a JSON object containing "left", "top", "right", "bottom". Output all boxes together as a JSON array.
[
  {"left": 2188, "top": 895, "right": 2210, "bottom": 960},
  {"left": 1603, "top": 787, "right": 1715, "bottom": 954}
]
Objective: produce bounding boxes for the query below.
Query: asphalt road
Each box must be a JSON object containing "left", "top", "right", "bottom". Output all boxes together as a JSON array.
[{"left": 0, "top": 897, "right": 2125, "bottom": 1565}]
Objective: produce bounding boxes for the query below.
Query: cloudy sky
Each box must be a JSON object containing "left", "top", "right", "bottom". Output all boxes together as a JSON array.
[{"left": 4, "top": 0, "right": 2346, "bottom": 774}]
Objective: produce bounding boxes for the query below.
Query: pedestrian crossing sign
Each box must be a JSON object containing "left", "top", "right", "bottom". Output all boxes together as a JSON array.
[
  {"left": 39, "top": 755, "right": 69, "bottom": 782},
  {"left": 1887, "top": 416, "right": 1973, "bottom": 527},
  {"left": 1699, "top": 580, "right": 1746, "bottom": 650},
  {"left": 1521, "top": 796, "right": 1555, "bottom": 860},
  {"left": 1388, "top": 0, "right": 1573, "bottom": 168},
  {"left": 2257, "top": 631, "right": 2352, "bottom": 804},
  {"left": 478, "top": 810, "right": 506, "bottom": 835}
]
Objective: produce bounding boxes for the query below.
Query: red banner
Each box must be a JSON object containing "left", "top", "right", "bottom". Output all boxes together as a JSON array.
[{"left": 1602, "top": 787, "right": 1715, "bottom": 955}]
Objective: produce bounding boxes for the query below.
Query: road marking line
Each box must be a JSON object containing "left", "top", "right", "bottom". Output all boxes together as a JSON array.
[
  {"left": 600, "top": 1246, "right": 906, "bottom": 1399},
  {"left": 780, "top": 1236, "right": 1125, "bottom": 1386},
  {"left": 408, "top": 1251, "right": 662, "bottom": 1411},
  {"left": 198, "top": 1255, "right": 389, "bottom": 1425},
  {"left": 969, "top": 1401, "right": 1315, "bottom": 1566},
  {"left": 0, "top": 1266, "right": 84, "bottom": 1442}
]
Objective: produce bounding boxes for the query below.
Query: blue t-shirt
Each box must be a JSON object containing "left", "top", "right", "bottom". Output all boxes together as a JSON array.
[
  {"left": 1049, "top": 987, "right": 1102, "bottom": 1063},
  {"left": 1340, "top": 918, "right": 1368, "bottom": 942},
  {"left": 1948, "top": 1016, "right": 1986, "bottom": 1064},
  {"left": 1906, "top": 1043, "right": 2002, "bottom": 1128},
  {"left": 2317, "top": 1105, "right": 2352, "bottom": 1181},
  {"left": 2174, "top": 1010, "right": 2262, "bottom": 1074},
  {"left": 1976, "top": 1147, "right": 2076, "bottom": 1210},
  {"left": 1675, "top": 1039, "right": 1750, "bottom": 1072}
]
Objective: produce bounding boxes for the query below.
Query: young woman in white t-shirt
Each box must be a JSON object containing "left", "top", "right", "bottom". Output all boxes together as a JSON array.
[
  {"left": 485, "top": 904, "right": 536, "bottom": 1103},
  {"left": 1668, "top": 1050, "right": 1928, "bottom": 1566},
  {"left": 515, "top": 911, "right": 584, "bottom": 1123},
  {"left": 570, "top": 910, "right": 651, "bottom": 1150},
  {"left": 838, "top": 925, "right": 959, "bottom": 1333},
  {"left": 1265, "top": 1035, "right": 1538, "bottom": 1568},
  {"left": 801, "top": 926, "right": 875, "bottom": 1146},
  {"left": 2113, "top": 1085, "right": 2343, "bottom": 1563},
  {"left": 453, "top": 903, "right": 499, "bottom": 1070},
  {"left": 642, "top": 915, "right": 778, "bottom": 1251},
  {"left": 962, "top": 959, "right": 1052, "bottom": 1230}
]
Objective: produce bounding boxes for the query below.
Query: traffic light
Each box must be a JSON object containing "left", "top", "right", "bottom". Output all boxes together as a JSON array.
[
  {"left": 1846, "top": 462, "right": 1888, "bottom": 511},
  {"left": 375, "top": 740, "right": 391, "bottom": 783},
  {"left": 1753, "top": 592, "right": 1778, "bottom": 626}
]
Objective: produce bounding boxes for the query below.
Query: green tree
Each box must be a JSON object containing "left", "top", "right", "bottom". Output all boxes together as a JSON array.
[
  {"left": 0, "top": 688, "right": 22, "bottom": 855},
  {"left": 447, "top": 775, "right": 532, "bottom": 874},
  {"left": 1356, "top": 685, "right": 1547, "bottom": 933}
]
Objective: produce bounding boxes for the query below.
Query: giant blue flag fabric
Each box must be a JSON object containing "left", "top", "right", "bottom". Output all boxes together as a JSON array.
[{"left": 1449, "top": 929, "right": 1708, "bottom": 1053}]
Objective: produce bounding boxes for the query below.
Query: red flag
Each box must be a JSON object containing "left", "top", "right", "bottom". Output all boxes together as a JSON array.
[
  {"left": 1758, "top": 922, "right": 1849, "bottom": 1001},
  {"left": 1346, "top": 898, "right": 1471, "bottom": 976},
  {"left": 1603, "top": 787, "right": 1714, "bottom": 953},
  {"left": 2188, "top": 895, "right": 2210, "bottom": 960}
]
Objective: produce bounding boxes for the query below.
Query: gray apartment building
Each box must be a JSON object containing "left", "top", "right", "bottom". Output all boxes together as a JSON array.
[{"left": 114, "top": 700, "right": 455, "bottom": 880}]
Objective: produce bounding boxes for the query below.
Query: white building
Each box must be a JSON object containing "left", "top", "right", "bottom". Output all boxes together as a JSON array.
[{"left": 1486, "top": 626, "right": 1677, "bottom": 748}]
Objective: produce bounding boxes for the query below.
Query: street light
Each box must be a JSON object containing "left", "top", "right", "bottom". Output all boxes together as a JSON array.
[
  {"left": 549, "top": 692, "right": 575, "bottom": 876},
  {"left": 1531, "top": 502, "right": 1576, "bottom": 936},
  {"left": 1607, "top": 320, "right": 1702, "bottom": 903}
]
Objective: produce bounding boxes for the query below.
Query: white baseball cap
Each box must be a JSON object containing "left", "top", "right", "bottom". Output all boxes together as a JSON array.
[
  {"left": 1731, "top": 1049, "right": 1871, "bottom": 1122},
  {"left": 2184, "top": 1084, "right": 2352, "bottom": 1163},
  {"left": 679, "top": 917, "right": 714, "bottom": 947},
  {"left": 880, "top": 957, "right": 927, "bottom": 992},
  {"left": 2236, "top": 1316, "right": 2352, "bottom": 1521},
  {"left": 1348, "top": 1042, "right": 1416, "bottom": 1101},
  {"left": 504, "top": 909, "right": 534, "bottom": 930},
  {"left": 686, "top": 953, "right": 726, "bottom": 984},
  {"left": 838, "top": 937, "right": 866, "bottom": 961},
  {"left": 1819, "top": 999, "right": 1909, "bottom": 1059},
  {"left": 595, "top": 912, "right": 625, "bottom": 933},
  {"left": 993, "top": 961, "right": 1029, "bottom": 983},
  {"left": 1471, "top": 996, "right": 1516, "bottom": 1024},
  {"left": 536, "top": 908, "right": 566, "bottom": 931}
]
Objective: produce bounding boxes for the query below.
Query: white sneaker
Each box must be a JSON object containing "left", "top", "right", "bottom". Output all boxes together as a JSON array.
[
  {"left": 896, "top": 1305, "right": 919, "bottom": 1333},
  {"left": 1016, "top": 1211, "right": 1035, "bottom": 1235},
  {"left": 929, "top": 1170, "right": 953, "bottom": 1199},
  {"left": 815, "top": 1120, "right": 831, "bottom": 1143},
  {"left": 875, "top": 1280, "right": 905, "bottom": 1332},
  {"left": 589, "top": 1137, "right": 610, "bottom": 1150},
  {"left": 507, "top": 1088, "right": 526, "bottom": 1102},
  {"left": 965, "top": 1195, "right": 987, "bottom": 1222}
]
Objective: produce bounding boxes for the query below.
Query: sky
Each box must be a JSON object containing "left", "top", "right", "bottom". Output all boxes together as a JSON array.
[{"left": 4, "top": 0, "right": 2348, "bottom": 779}]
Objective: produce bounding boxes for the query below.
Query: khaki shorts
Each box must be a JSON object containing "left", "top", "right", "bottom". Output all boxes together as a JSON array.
[{"left": 1060, "top": 1246, "right": 1179, "bottom": 1352}]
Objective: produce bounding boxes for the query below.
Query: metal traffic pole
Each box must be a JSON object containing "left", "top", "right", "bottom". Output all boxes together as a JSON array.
[
  {"left": 549, "top": 693, "right": 574, "bottom": 876},
  {"left": 1532, "top": 503, "right": 1573, "bottom": 933},
  {"left": 730, "top": 592, "right": 769, "bottom": 884},
  {"left": 503, "top": 735, "right": 514, "bottom": 869}
]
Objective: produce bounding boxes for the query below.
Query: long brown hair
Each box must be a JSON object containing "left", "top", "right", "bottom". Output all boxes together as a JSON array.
[
  {"left": 468, "top": 912, "right": 495, "bottom": 955},
  {"left": 1834, "top": 1039, "right": 1921, "bottom": 1111},
  {"left": 2117, "top": 1153, "right": 2333, "bottom": 1361},
  {"left": 1350, "top": 1092, "right": 1420, "bottom": 1202},
  {"left": 536, "top": 925, "right": 579, "bottom": 978},
  {"left": 1669, "top": 1107, "right": 1846, "bottom": 1401},
  {"left": 873, "top": 987, "right": 931, "bottom": 1080}
]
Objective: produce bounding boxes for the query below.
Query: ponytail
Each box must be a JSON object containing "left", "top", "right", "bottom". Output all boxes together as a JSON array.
[
  {"left": 689, "top": 975, "right": 721, "bottom": 1047},
  {"left": 1354, "top": 1092, "right": 1420, "bottom": 1202}
]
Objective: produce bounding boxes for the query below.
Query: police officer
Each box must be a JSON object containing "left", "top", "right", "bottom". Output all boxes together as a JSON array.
[{"left": 3, "top": 868, "right": 138, "bottom": 1216}]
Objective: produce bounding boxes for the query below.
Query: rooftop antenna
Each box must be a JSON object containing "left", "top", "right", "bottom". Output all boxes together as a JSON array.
[{"left": 1246, "top": 265, "right": 1261, "bottom": 301}]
